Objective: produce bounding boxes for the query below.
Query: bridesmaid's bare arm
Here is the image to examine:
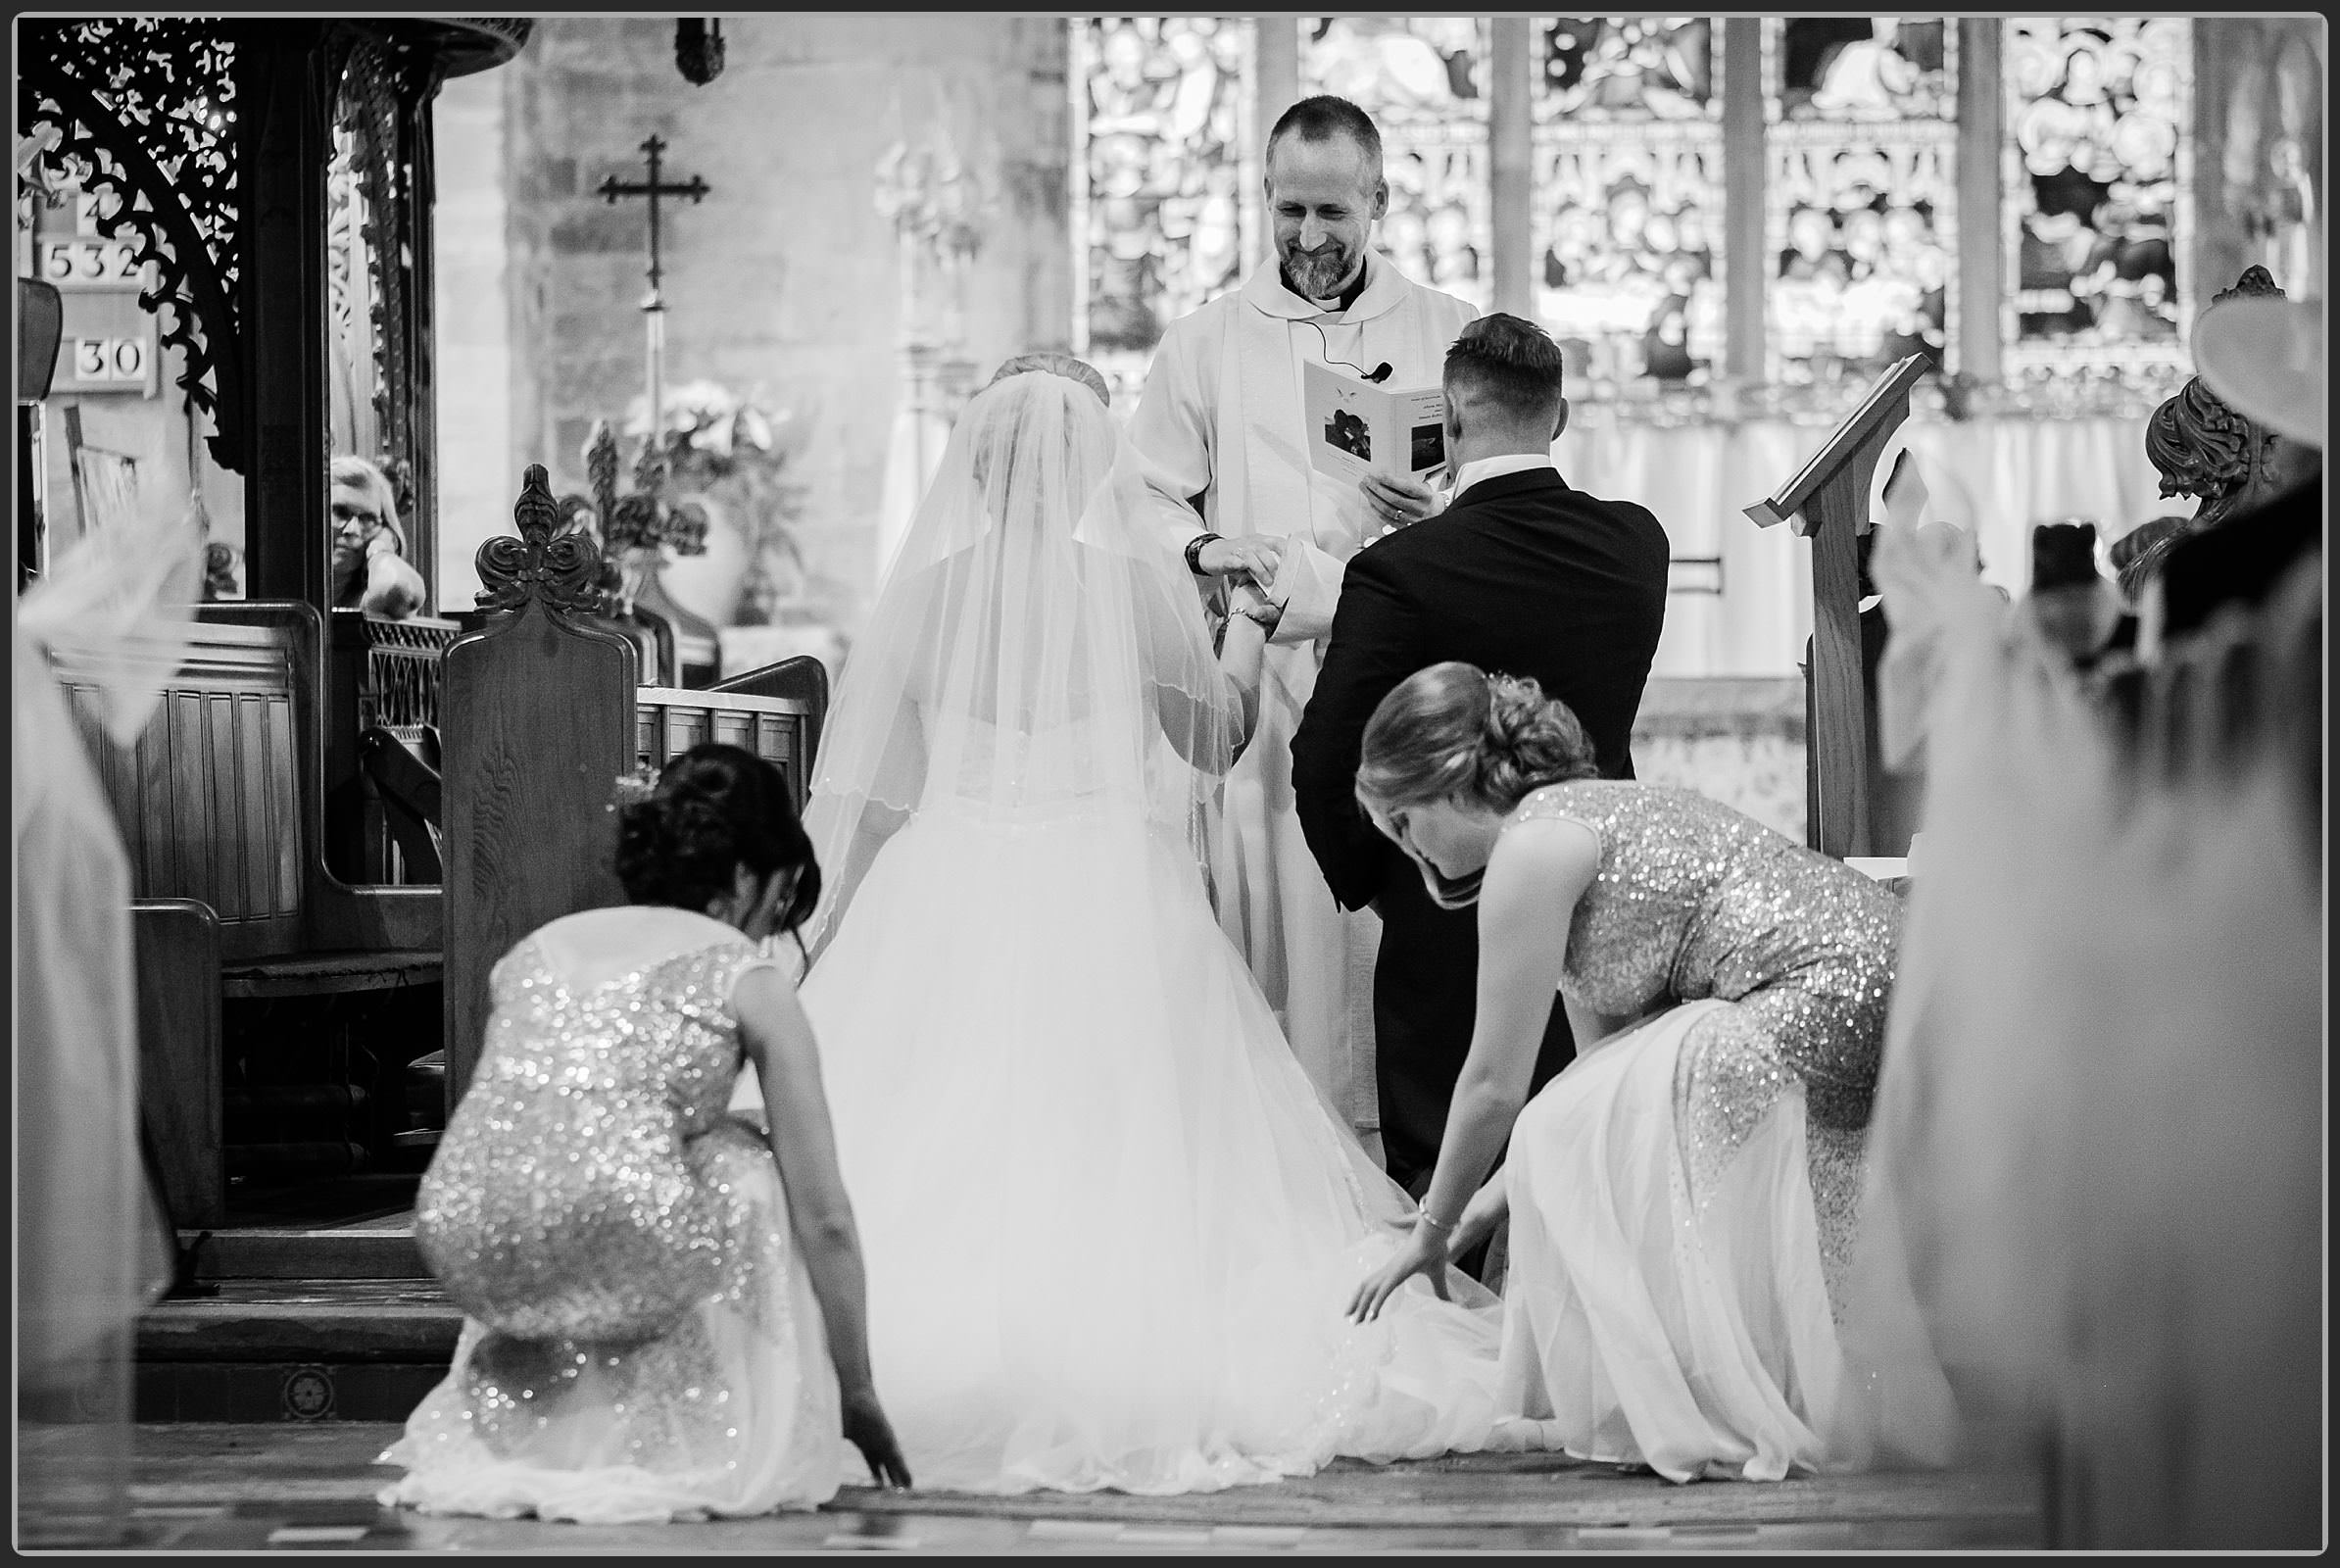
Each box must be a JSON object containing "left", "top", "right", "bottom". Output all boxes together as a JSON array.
[{"left": 734, "top": 967, "right": 911, "bottom": 1488}]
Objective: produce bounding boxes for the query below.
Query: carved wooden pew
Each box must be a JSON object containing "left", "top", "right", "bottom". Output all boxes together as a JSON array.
[
  {"left": 636, "top": 684, "right": 821, "bottom": 812},
  {"left": 326, "top": 608, "right": 461, "bottom": 884},
  {"left": 709, "top": 653, "right": 830, "bottom": 755},
  {"left": 440, "top": 467, "right": 825, "bottom": 1109},
  {"left": 62, "top": 602, "right": 442, "bottom": 1228}
]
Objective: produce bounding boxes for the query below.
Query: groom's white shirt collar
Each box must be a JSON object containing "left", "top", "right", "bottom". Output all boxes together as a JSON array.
[
  {"left": 1449, "top": 452, "right": 1557, "bottom": 504},
  {"left": 1242, "top": 247, "right": 1414, "bottom": 323}
]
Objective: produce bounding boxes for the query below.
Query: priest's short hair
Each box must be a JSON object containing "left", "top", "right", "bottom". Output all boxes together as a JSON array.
[{"left": 1266, "top": 95, "right": 1383, "bottom": 179}]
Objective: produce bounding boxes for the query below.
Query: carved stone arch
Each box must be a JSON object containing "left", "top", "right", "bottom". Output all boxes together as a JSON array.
[{"left": 18, "top": 18, "right": 249, "bottom": 469}]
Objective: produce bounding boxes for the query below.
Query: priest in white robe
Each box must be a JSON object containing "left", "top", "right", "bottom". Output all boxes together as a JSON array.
[{"left": 1128, "top": 96, "right": 1475, "bottom": 1151}]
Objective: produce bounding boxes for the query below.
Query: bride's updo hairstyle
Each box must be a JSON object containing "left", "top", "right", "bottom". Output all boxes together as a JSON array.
[
  {"left": 1356, "top": 662, "right": 1597, "bottom": 813},
  {"left": 615, "top": 743, "right": 821, "bottom": 934}
]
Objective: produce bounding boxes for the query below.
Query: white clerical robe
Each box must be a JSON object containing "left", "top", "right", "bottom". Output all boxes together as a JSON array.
[{"left": 1128, "top": 250, "right": 1476, "bottom": 1143}]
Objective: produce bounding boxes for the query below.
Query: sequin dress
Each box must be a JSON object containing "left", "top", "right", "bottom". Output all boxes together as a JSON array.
[
  {"left": 376, "top": 907, "right": 843, "bottom": 1522},
  {"left": 1489, "top": 781, "right": 1904, "bottom": 1483}
]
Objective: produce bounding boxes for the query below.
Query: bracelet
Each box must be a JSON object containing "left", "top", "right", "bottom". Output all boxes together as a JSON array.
[
  {"left": 1184, "top": 532, "right": 1220, "bottom": 575},
  {"left": 1417, "top": 1208, "right": 1458, "bottom": 1233}
]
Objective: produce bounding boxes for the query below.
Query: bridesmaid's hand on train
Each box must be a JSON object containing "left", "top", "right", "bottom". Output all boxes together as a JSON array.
[
  {"left": 843, "top": 1386, "right": 913, "bottom": 1491},
  {"left": 1346, "top": 1219, "right": 1450, "bottom": 1324},
  {"left": 1446, "top": 1178, "right": 1509, "bottom": 1261}
]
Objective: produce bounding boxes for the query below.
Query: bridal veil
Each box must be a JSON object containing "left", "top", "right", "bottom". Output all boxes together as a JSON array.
[{"left": 800, "top": 364, "right": 1239, "bottom": 957}]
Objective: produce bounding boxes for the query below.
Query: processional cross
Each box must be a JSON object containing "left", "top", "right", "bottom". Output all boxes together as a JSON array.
[{"left": 599, "top": 134, "right": 709, "bottom": 441}]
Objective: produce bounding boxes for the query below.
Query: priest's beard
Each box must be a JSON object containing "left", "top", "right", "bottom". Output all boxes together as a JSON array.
[{"left": 1283, "top": 239, "right": 1361, "bottom": 304}]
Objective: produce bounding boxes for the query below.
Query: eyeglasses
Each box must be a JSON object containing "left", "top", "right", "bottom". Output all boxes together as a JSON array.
[{"left": 332, "top": 500, "right": 386, "bottom": 541}]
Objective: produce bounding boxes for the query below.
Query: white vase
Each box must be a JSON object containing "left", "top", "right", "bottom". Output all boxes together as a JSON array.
[{"left": 656, "top": 495, "right": 751, "bottom": 626}]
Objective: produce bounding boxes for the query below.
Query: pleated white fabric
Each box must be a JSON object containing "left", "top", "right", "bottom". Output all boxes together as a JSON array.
[{"left": 1495, "top": 1001, "right": 1866, "bottom": 1483}]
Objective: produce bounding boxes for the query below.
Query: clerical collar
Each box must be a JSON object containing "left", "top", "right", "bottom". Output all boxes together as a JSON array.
[{"left": 1282, "top": 255, "right": 1372, "bottom": 316}]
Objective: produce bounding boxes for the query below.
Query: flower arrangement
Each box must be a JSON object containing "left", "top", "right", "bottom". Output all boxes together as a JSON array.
[
  {"left": 561, "top": 380, "right": 843, "bottom": 628},
  {"left": 558, "top": 419, "right": 709, "bottom": 618},
  {"left": 620, "top": 379, "right": 838, "bottom": 627}
]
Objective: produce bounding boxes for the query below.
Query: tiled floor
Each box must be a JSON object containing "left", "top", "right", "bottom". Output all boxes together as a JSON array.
[{"left": 23, "top": 1423, "right": 2046, "bottom": 1553}]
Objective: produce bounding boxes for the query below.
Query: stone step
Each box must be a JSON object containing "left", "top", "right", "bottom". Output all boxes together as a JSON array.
[
  {"left": 141, "top": 1281, "right": 460, "bottom": 1362},
  {"left": 180, "top": 1227, "right": 428, "bottom": 1282},
  {"left": 138, "top": 1279, "right": 459, "bottom": 1425}
]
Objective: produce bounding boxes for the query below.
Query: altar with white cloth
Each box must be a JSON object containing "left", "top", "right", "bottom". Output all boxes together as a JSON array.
[{"left": 1560, "top": 412, "right": 2163, "bottom": 678}]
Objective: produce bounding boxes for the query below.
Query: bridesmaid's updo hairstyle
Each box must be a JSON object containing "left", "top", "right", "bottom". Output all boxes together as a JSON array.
[
  {"left": 614, "top": 743, "right": 821, "bottom": 935},
  {"left": 1356, "top": 662, "right": 1597, "bottom": 813}
]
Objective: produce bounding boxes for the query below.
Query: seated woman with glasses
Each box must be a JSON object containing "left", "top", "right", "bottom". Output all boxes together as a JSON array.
[{"left": 332, "top": 455, "right": 427, "bottom": 618}]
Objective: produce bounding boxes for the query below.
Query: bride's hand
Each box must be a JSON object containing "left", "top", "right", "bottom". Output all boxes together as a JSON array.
[
  {"left": 1228, "top": 582, "right": 1284, "bottom": 633},
  {"left": 1346, "top": 1219, "right": 1451, "bottom": 1324}
]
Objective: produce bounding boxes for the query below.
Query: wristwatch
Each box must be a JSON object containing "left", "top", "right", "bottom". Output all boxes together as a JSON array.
[{"left": 1183, "top": 532, "right": 1220, "bottom": 575}]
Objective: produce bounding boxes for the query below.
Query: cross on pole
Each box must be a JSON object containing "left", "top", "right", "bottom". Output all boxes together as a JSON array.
[{"left": 599, "top": 134, "right": 709, "bottom": 444}]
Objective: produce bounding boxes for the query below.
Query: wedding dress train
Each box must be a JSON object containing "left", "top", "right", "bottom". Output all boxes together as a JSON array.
[
  {"left": 773, "top": 723, "right": 1528, "bottom": 1494},
  {"left": 737, "top": 367, "right": 1535, "bottom": 1494}
]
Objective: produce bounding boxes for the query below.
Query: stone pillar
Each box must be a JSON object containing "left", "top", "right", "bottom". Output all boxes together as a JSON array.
[
  {"left": 431, "top": 67, "right": 511, "bottom": 612},
  {"left": 1955, "top": 18, "right": 2003, "bottom": 385},
  {"left": 1487, "top": 16, "right": 1535, "bottom": 319},
  {"left": 1721, "top": 19, "right": 1766, "bottom": 384},
  {"left": 1253, "top": 16, "right": 1299, "bottom": 266}
]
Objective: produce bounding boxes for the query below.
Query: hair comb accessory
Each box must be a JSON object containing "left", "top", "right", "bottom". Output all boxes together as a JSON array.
[{"left": 609, "top": 760, "right": 659, "bottom": 812}]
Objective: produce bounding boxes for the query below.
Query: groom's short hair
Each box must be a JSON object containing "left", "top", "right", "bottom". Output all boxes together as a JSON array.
[
  {"left": 1444, "top": 315, "right": 1567, "bottom": 427},
  {"left": 1266, "top": 95, "right": 1384, "bottom": 186}
]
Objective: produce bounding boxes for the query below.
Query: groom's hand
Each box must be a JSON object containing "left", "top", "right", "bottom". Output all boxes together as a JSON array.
[
  {"left": 1229, "top": 581, "right": 1285, "bottom": 634},
  {"left": 1194, "top": 533, "right": 1285, "bottom": 589},
  {"left": 1359, "top": 471, "right": 1440, "bottom": 531}
]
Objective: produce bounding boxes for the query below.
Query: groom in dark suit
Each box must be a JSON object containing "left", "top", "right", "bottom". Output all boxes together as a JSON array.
[{"left": 1291, "top": 314, "right": 1671, "bottom": 1198}]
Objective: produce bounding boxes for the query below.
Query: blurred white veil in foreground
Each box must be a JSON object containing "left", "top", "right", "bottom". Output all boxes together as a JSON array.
[
  {"left": 1847, "top": 499, "right": 2321, "bottom": 1547},
  {"left": 16, "top": 493, "right": 201, "bottom": 1544}
]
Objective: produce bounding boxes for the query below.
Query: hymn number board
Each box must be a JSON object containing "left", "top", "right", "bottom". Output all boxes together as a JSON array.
[{"left": 41, "top": 190, "right": 160, "bottom": 398}]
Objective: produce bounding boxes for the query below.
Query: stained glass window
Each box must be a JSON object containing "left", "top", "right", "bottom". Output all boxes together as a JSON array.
[
  {"left": 1299, "top": 17, "right": 1491, "bottom": 310},
  {"left": 1071, "top": 17, "right": 1257, "bottom": 407},
  {"left": 1763, "top": 19, "right": 1958, "bottom": 388},
  {"left": 1531, "top": 18, "right": 1726, "bottom": 397},
  {"left": 2003, "top": 18, "right": 2190, "bottom": 375}
]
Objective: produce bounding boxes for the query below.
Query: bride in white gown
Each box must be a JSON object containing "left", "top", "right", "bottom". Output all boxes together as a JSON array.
[{"left": 738, "top": 358, "right": 1530, "bottom": 1494}]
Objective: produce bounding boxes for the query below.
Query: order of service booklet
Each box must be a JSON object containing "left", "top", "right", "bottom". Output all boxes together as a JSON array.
[{"left": 1303, "top": 359, "right": 1448, "bottom": 486}]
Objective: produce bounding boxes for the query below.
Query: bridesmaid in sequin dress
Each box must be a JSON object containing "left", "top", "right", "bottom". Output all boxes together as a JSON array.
[
  {"left": 1344, "top": 663, "right": 1938, "bottom": 1483},
  {"left": 378, "top": 745, "right": 910, "bottom": 1522}
]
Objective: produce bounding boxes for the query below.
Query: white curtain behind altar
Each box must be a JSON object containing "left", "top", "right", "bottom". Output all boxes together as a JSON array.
[
  {"left": 886, "top": 364, "right": 2166, "bottom": 679},
  {"left": 1556, "top": 415, "right": 2166, "bottom": 676}
]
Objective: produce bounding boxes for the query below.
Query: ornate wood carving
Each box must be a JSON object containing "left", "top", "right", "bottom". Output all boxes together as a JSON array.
[
  {"left": 474, "top": 465, "right": 608, "bottom": 615},
  {"left": 331, "top": 30, "right": 438, "bottom": 490},
  {"left": 18, "top": 18, "right": 248, "bottom": 468}
]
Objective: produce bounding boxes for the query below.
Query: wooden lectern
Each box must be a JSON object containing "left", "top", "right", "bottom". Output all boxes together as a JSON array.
[{"left": 1742, "top": 354, "right": 1931, "bottom": 859}]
